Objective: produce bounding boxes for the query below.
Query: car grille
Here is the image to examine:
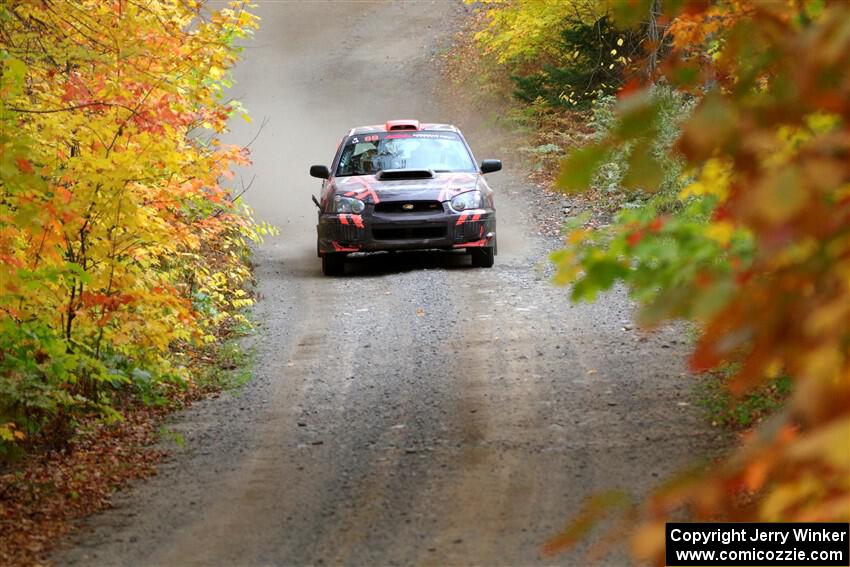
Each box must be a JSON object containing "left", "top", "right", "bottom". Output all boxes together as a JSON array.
[
  {"left": 455, "top": 219, "right": 485, "bottom": 240},
  {"left": 374, "top": 201, "right": 443, "bottom": 214},
  {"left": 333, "top": 224, "right": 363, "bottom": 241},
  {"left": 372, "top": 226, "right": 447, "bottom": 240}
]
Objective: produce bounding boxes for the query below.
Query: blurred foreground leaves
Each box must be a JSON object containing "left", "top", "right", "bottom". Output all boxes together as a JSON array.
[{"left": 547, "top": 0, "right": 849, "bottom": 563}]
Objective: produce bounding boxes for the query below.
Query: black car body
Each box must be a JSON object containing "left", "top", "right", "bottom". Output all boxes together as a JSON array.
[{"left": 310, "top": 120, "right": 501, "bottom": 275}]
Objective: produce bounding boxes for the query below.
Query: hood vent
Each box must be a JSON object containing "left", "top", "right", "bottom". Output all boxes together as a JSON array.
[
  {"left": 385, "top": 119, "right": 420, "bottom": 131},
  {"left": 376, "top": 169, "right": 435, "bottom": 181}
]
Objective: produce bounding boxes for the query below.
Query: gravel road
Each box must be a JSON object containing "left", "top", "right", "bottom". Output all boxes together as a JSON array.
[{"left": 54, "top": 2, "right": 722, "bottom": 566}]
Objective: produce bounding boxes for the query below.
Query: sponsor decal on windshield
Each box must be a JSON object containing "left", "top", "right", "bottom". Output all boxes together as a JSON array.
[
  {"left": 411, "top": 133, "right": 458, "bottom": 140},
  {"left": 349, "top": 132, "right": 460, "bottom": 142}
]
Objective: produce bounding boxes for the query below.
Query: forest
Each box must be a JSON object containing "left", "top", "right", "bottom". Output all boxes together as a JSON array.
[{"left": 1, "top": 0, "right": 848, "bottom": 564}]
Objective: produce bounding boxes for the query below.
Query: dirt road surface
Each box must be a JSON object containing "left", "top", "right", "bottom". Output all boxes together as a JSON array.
[{"left": 55, "top": 2, "right": 722, "bottom": 566}]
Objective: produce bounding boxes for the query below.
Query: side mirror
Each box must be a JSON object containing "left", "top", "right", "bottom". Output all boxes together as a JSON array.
[
  {"left": 310, "top": 165, "right": 330, "bottom": 179},
  {"left": 480, "top": 159, "right": 502, "bottom": 174}
]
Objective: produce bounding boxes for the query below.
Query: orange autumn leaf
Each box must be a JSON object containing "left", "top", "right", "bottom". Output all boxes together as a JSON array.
[{"left": 15, "top": 157, "right": 34, "bottom": 174}]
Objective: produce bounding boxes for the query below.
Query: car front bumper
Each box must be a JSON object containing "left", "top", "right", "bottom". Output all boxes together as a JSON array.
[{"left": 317, "top": 208, "right": 496, "bottom": 255}]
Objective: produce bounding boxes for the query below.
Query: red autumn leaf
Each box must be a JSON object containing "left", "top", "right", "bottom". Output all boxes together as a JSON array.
[
  {"left": 648, "top": 216, "right": 666, "bottom": 233},
  {"left": 627, "top": 230, "right": 644, "bottom": 246},
  {"left": 617, "top": 77, "right": 642, "bottom": 100},
  {"left": 15, "top": 157, "right": 34, "bottom": 174}
]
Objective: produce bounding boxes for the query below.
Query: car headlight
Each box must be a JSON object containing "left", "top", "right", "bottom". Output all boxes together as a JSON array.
[
  {"left": 450, "top": 190, "right": 482, "bottom": 212},
  {"left": 332, "top": 195, "right": 366, "bottom": 214}
]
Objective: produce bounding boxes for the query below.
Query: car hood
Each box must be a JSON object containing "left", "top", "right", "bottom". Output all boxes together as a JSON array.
[{"left": 331, "top": 172, "right": 479, "bottom": 203}]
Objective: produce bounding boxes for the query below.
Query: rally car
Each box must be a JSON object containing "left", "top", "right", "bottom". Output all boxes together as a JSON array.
[{"left": 310, "top": 120, "right": 501, "bottom": 276}]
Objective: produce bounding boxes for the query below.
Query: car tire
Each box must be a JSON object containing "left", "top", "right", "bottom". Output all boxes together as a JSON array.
[
  {"left": 471, "top": 247, "right": 495, "bottom": 268},
  {"left": 322, "top": 253, "right": 346, "bottom": 276}
]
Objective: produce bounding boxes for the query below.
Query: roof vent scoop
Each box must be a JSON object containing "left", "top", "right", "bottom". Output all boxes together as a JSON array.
[
  {"left": 376, "top": 169, "right": 434, "bottom": 180},
  {"left": 385, "top": 119, "right": 420, "bottom": 131}
]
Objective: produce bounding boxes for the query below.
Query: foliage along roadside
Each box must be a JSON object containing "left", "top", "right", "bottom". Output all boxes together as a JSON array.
[
  {"left": 470, "top": 0, "right": 848, "bottom": 562},
  {"left": 544, "top": 1, "right": 849, "bottom": 564},
  {"left": 461, "top": 0, "right": 656, "bottom": 226},
  {"left": 0, "top": 0, "right": 274, "bottom": 460},
  {"left": 473, "top": 0, "right": 647, "bottom": 109},
  {"left": 0, "top": 335, "right": 255, "bottom": 566}
]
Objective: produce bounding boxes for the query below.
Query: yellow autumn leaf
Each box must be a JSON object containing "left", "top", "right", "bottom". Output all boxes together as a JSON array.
[
  {"left": 704, "top": 220, "right": 735, "bottom": 246},
  {"left": 788, "top": 418, "right": 850, "bottom": 469},
  {"left": 567, "top": 228, "right": 590, "bottom": 244},
  {"left": 630, "top": 521, "right": 666, "bottom": 562},
  {"left": 679, "top": 158, "right": 732, "bottom": 201}
]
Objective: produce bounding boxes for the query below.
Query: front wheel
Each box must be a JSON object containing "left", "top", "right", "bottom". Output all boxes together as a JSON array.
[
  {"left": 470, "top": 247, "right": 494, "bottom": 268},
  {"left": 322, "top": 253, "right": 346, "bottom": 276}
]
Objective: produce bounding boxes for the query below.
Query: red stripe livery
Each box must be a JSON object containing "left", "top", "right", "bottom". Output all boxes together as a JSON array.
[
  {"left": 331, "top": 241, "right": 359, "bottom": 252},
  {"left": 338, "top": 214, "right": 364, "bottom": 228},
  {"left": 453, "top": 239, "right": 488, "bottom": 248},
  {"left": 343, "top": 177, "right": 381, "bottom": 204},
  {"left": 438, "top": 173, "right": 473, "bottom": 202},
  {"left": 456, "top": 208, "right": 486, "bottom": 225}
]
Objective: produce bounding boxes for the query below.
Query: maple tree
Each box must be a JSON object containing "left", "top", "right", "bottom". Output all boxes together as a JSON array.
[
  {"left": 546, "top": 0, "right": 849, "bottom": 563},
  {"left": 0, "top": 0, "right": 270, "bottom": 456}
]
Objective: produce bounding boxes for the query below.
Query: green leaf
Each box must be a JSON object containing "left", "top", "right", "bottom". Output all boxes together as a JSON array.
[
  {"left": 680, "top": 93, "right": 738, "bottom": 160},
  {"left": 571, "top": 258, "right": 629, "bottom": 302},
  {"left": 556, "top": 143, "right": 608, "bottom": 193},
  {"left": 614, "top": 95, "right": 661, "bottom": 140},
  {"left": 1, "top": 57, "right": 27, "bottom": 95},
  {"left": 622, "top": 144, "right": 664, "bottom": 190},
  {"left": 611, "top": 0, "right": 654, "bottom": 29},
  {"left": 672, "top": 63, "right": 701, "bottom": 88}
]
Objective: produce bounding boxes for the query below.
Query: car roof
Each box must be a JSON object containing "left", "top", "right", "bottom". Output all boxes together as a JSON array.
[{"left": 347, "top": 120, "right": 461, "bottom": 136}]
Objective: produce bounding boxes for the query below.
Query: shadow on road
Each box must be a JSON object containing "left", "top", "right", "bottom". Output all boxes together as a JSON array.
[{"left": 329, "top": 250, "right": 477, "bottom": 278}]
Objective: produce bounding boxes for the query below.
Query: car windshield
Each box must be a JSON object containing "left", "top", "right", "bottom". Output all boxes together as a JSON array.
[{"left": 335, "top": 131, "right": 475, "bottom": 176}]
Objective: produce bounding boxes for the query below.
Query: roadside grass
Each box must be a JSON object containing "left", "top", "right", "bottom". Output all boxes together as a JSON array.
[
  {"left": 697, "top": 367, "right": 793, "bottom": 430},
  {"left": 193, "top": 339, "right": 256, "bottom": 395}
]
